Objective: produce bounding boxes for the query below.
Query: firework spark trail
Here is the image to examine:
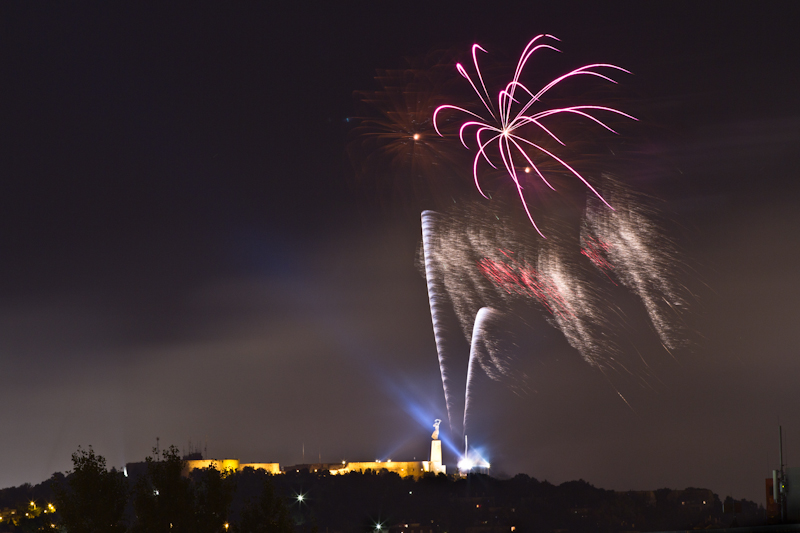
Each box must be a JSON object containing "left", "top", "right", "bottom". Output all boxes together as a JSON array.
[
  {"left": 473, "top": 241, "right": 622, "bottom": 368},
  {"left": 462, "top": 305, "right": 532, "bottom": 436},
  {"left": 477, "top": 251, "right": 573, "bottom": 318},
  {"left": 463, "top": 306, "right": 496, "bottom": 435},
  {"left": 582, "top": 177, "right": 691, "bottom": 351},
  {"left": 422, "top": 206, "right": 539, "bottom": 433},
  {"left": 414, "top": 39, "right": 690, "bottom": 445},
  {"left": 433, "top": 35, "right": 636, "bottom": 237},
  {"left": 419, "top": 187, "right": 695, "bottom": 440},
  {"left": 421, "top": 202, "right": 627, "bottom": 434},
  {"left": 580, "top": 236, "right": 614, "bottom": 274},
  {"left": 421, "top": 211, "right": 464, "bottom": 434},
  {"left": 536, "top": 242, "right": 609, "bottom": 366}
]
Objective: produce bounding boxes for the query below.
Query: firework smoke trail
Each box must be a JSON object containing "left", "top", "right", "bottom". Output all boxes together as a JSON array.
[{"left": 433, "top": 35, "right": 636, "bottom": 237}]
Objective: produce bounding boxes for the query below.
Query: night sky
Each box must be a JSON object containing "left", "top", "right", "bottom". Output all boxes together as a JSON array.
[{"left": 2, "top": 3, "right": 799, "bottom": 505}]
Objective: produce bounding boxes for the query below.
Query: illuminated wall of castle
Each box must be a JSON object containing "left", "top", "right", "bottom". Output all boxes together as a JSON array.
[
  {"left": 170, "top": 421, "right": 446, "bottom": 480},
  {"left": 327, "top": 440, "right": 445, "bottom": 479},
  {"left": 181, "top": 459, "right": 280, "bottom": 477},
  {"left": 329, "top": 460, "right": 426, "bottom": 479}
]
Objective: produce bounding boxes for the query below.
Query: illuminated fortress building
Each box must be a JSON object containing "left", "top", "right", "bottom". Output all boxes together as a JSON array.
[
  {"left": 301, "top": 435, "right": 445, "bottom": 479},
  {"left": 126, "top": 421, "right": 447, "bottom": 480},
  {"left": 181, "top": 459, "right": 280, "bottom": 477},
  {"left": 288, "top": 421, "right": 446, "bottom": 478}
]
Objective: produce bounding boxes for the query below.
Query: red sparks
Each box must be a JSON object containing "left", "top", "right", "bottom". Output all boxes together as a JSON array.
[
  {"left": 581, "top": 235, "right": 614, "bottom": 272},
  {"left": 477, "top": 250, "right": 573, "bottom": 319}
]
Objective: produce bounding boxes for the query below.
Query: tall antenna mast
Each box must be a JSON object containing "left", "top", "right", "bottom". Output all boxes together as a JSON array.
[{"left": 780, "top": 426, "right": 786, "bottom": 523}]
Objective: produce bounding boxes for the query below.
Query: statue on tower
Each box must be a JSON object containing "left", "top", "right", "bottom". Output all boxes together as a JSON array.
[{"left": 431, "top": 419, "right": 441, "bottom": 440}]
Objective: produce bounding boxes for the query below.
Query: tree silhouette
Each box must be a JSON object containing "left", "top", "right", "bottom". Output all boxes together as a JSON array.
[
  {"left": 191, "top": 465, "right": 235, "bottom": 533},
  {"left": 52, "top": 446, "right": 128, "bottom": 533},
  {"left": 130, "top": 445, "right": 234, "bottom": 533},
  {"left": 131, "top": 445, "right": 195, "bottom": 533},
  {"left": 237, "top": 471, "right": 293, "bottom": 533}
]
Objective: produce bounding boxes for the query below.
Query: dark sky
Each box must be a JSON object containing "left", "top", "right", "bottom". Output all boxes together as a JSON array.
[{"left": 1, "top": 3, "right": 799, "bottom": 504}]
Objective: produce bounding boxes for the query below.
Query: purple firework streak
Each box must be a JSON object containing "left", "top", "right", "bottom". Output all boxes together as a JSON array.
[{"left": 433, "top": 34, "right": 636, "bottom": 238}]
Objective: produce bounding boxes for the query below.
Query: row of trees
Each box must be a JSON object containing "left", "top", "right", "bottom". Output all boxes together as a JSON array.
[
  {"left": 41, "top": 446, "right": 291, "bottom": 533},
  {"left": 1, "top": 444, "right": 764, "bottom": 532}
]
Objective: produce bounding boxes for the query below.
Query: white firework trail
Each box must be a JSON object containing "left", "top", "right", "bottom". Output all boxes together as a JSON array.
[
  {"left": 582, "top": 176, "right": 691, "bottom": 352},
  {"left": 463, "top": 307, "right": 494, "bottom": 435},
  {"left": 421, "top": 210, "right": 463, "bottom": 434},
  {"left": 463, "top": 306, "right": 527, "bottom": 434},
  {"left": 420, "top": 191, "right": 693, "bottom": 438},
  {"left": 536, "top": 243, "right": 609, "bottom": 366}
]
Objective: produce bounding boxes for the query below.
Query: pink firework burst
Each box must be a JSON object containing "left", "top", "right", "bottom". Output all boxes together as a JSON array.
[{"left": 433, "top": 35, "right": 637, "bottom": 238}]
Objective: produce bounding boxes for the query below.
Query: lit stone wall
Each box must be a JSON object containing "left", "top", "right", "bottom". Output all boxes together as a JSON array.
[
  {"left": 182, "top": 459, "right": 282, "bottom": 477},
  {"left": 182, "top": 459, "right": 241, "bottom": 476},
  {"left": 329, "top": 461, "right": 430, "bottom": 479},
  {"left": 240, "top": 462, "right": 281, "bottom": 474}
]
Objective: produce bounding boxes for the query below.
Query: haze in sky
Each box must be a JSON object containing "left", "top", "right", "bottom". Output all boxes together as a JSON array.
[{"left": 1, "top": 2, "right": 799, "bottom": 505}]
